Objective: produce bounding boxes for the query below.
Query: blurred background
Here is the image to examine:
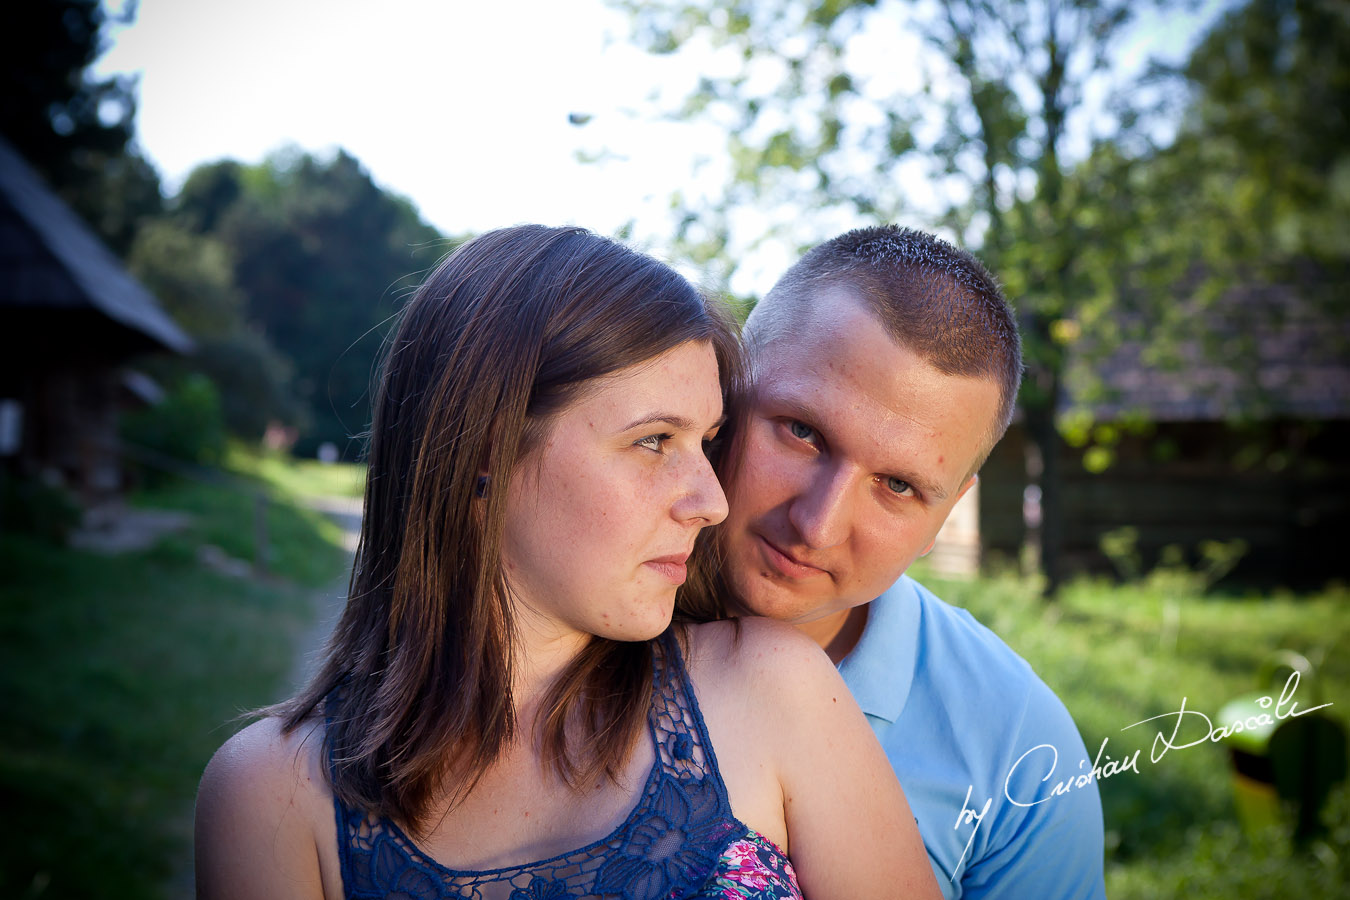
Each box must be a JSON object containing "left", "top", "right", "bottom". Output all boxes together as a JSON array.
[{"left": 0, "top": 0, "right": 1346, "bottom": 896}]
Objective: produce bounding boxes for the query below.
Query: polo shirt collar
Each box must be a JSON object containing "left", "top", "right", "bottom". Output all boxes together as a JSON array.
[{"left": 836, "top": 575, "right": 921, "bottom": 724}]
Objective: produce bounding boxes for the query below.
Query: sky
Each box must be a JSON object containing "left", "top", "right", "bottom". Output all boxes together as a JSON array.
[
  {"left": 95, "top": 0, "right": 1235, "bottom": 297},
  {"left": 96, "top": 1, "right": 720, "bottom": 248}
]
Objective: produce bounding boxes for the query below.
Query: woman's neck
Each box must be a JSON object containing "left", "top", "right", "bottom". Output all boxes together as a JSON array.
[{"left": 507, "top": 612, "right": 591, "bottom": 716}]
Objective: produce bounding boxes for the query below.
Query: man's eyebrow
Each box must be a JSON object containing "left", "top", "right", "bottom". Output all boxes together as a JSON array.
[
  {"left": 772, "top": 396, "right": 948, "bottom": 501},
  {"left": 909, "top": 473, "right": 948, "bottom": 503},
  {"left": 618, "top": 412, "right": 727, "bottom": 433}
]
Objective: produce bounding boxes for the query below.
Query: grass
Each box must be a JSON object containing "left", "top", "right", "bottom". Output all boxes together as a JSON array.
[
  {"left": 224, "top": 443, "right": 367, "bottom": 502},
  {"left": 127, "top": 444, "right": 361, "bottom": 589},
  {"left": 0, "top": 455, "right": 353, "bottom": 899},
  {"left": 908, "top": 558, "right": 1350, "bottom": 898}
]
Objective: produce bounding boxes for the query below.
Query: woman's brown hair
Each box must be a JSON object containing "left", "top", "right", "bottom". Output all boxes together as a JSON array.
[{"left": 274, "top": 225, "right": 742, "bottom": 832}]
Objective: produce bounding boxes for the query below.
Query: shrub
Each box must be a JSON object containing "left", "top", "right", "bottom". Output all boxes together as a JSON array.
[
  {"left": 0, "top": 476, "right": 81, "bottom": 543},
  {"left": 120, "top": 373, "right": 227, "bottom": 471}
]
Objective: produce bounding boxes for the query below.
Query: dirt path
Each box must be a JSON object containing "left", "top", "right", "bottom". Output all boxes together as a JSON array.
[{"left": 289, "top": 495, "right": 362, "bottom": 691}]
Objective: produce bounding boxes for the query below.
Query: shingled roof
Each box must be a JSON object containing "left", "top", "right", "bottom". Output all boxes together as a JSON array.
[
  {"left": 1062, "top": 283, "right": 1350, "bottom": 422},
  {"left": 0, "top": 136, "right": 191, "bottom": 354}
]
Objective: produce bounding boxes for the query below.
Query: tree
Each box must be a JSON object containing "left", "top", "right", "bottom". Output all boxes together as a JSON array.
[
  {"left": 127, "top": 219, "right": 303, "bottom": 440},
  {"left": 1, "top": 0, "right": 162, "bottom": 255},
  {"left": 1173, "top": 0, "right": 1349, "bottom": 298},
  {"left": 1053, "top": 0, "right": 1350, "bottom": 437},
  {"left": 173, "top": 151, "right": 447, "bottom": 455},
  {"left": 616, "top": 0, "right": 1199, "bottom": 595}
]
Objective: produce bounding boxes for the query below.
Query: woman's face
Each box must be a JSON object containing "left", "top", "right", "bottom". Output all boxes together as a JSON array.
[{"left": 500, "top": 340, "right": 728, "bottom": 648}]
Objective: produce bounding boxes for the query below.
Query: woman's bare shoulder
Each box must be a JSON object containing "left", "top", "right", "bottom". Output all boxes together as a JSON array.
[
  {"left": 682, "top": 617, "right": 842, "bottom": 705},
  {"left": 200, "top": 716, "right": 329, "bottom": 806},
  {"left": 195, "top": 717, "right": 333, "bottom": 899}
]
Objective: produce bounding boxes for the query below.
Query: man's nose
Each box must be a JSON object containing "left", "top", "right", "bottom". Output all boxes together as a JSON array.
[{"left": 787, "top": 463, "right": 852, "bottom": 550}]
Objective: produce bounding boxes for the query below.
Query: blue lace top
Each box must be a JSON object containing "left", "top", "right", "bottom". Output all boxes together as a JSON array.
[{"left": 332, "top": 631, "right": 802, "bottom": 899}]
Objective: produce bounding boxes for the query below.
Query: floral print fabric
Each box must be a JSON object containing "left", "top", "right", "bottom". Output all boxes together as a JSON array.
[
  {"left": 332, "top": 631, "right": 803, "bottom": 899},
  {"left": 696, "top": 834, "right": 801, "bottom": 900}
]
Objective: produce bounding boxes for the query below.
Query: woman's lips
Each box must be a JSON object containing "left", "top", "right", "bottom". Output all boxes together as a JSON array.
[
  {"left": 644, "top": 554, "right": 690, "bottom": 585},
  {"left": 757, "top": 534, "right": 827, "bottom": 580}
]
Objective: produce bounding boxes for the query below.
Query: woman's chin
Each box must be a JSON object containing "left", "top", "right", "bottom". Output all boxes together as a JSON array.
[{"left": 596, "top": 596, "right": 676, "bottom": 643}]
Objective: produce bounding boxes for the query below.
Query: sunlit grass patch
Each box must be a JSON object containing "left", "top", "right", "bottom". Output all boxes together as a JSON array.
[
  {"left": 911, "top": 562, "right": 1349, "bottom": 898},
  {"left": 0, "top": 533, "right": 315, "bottom": 898}
]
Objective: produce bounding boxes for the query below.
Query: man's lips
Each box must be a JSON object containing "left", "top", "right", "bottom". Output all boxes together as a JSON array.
[
  {"left": 755, "top": 534, "right": 828, "bottom": 580},
  {"left": 644, "top": 553, "right": 691, "bottom": 585}
]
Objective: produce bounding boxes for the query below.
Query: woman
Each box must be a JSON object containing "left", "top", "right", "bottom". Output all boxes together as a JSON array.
[{"left": 196, "top": 225, "right": 939, "bottom": 899}]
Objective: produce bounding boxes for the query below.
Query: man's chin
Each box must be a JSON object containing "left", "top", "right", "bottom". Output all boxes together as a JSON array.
[{"left": 728, "top": 574, "right": 828, "bottom": 623}]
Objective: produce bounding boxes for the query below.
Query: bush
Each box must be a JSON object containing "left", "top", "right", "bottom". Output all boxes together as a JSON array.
[
  {"left": 120, "top": 373, "right": 227, "bottom": 470},
  {"left": 190, "top": 331, "right": 305, "bottom": 440},
  {"left": 0, "top": 476, "right": 81, "bottom": 543}
]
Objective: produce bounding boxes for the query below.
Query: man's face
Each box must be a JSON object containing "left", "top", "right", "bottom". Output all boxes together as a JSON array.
[{"left": 721, "top": 286, "right": 1001, "bottom": 628}]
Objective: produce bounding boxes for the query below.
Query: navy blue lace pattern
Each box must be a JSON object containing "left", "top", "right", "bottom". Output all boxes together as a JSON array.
[{"left": 333, "top": 631, "right": 763, "bottom": 899}]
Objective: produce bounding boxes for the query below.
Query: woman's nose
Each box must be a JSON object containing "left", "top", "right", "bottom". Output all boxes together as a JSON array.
[{"left": 676, "top": 452, "right": 729, "bottom": 526}]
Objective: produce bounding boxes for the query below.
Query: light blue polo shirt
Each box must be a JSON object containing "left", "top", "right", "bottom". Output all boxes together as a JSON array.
[{"left": 838, "top": 576, "right": 1107, "bottom": 899}]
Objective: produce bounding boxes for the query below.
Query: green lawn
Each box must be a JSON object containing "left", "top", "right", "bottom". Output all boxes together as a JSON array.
[
  {"left": 224, "top": 443, "right": 367, "bottom": 503},
  {"left": 0, "top": 456, "right": 354, "bottom": 899},
  {"left": 910, "top": 560, "right": 1350, "bottom": 898}
]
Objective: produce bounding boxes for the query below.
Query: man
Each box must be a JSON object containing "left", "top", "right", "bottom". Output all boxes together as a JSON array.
[{"left": 721, "top": 225, "right": 1106, "bottom": 898}]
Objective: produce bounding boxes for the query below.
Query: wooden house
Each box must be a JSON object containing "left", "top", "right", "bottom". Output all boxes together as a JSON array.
[
  {"left": 0, "top": 136, "right": 190, "bottom": 501},
  {"left": 951, "top": 286, "right": 1350, "bottom": 587}
]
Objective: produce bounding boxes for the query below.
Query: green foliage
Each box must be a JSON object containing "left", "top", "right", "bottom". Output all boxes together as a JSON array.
[
  {"left": 191, "top": 331, "right": 306, "bottom": 440},
  {"left": 224, "top": 444, "right": 366, "bottom": 503},
  {"left": 127, "top": 221, "right": 304, "bottom": 439},
  {"left": 0, "top": 469, "right": 341, "bottom": 898},
  {"left": 0, "top": 476, "right": 81, "bottom": 544},
  {"left": 0, "top": 1, "right": 134, "bottom": 169},
  {"left": 127, "top": 219, "right": 246, "bottom": 337},
  {"left": 120, "top": 373, "right": 227, "bottom": 470},
  {"left": 1184, "top": 0, "right": 1350, "bottom": 266},
  {"left": 170, "top": 150, "right": 447, "bottom": 455},
  {"left": 132, "top": 478, "right": 348, "bottom": 590},
  {"left": 0, "top": 453, "right": 350, "bottom": 895},
  {"left": 1100, "top": 527, "right": 1250, "bottom": 595},
  {"left": 907, "top": 564, "right": 1350, "bottom": 896},
  {"left": 0, "top": 0, "right": 162, "bottom": 254}
]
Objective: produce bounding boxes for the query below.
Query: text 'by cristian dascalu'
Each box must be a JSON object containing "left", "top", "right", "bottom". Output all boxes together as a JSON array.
[{"left": 949, "top": 670, "right": 1333, "bottom": 881}]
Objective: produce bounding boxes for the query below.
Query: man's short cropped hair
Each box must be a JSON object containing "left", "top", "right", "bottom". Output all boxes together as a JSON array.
[{"left": 746, "top": 225, "right": 1022, "bottom": 468}]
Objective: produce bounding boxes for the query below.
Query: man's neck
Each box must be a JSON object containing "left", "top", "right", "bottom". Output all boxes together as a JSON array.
[{"left": 793, "top": 604, "right": 870, "bottom": 665}]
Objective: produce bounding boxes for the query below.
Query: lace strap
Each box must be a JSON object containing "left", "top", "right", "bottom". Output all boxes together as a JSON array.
[{"left": 650, "top": 628, "right": 731, "bottom": 795}]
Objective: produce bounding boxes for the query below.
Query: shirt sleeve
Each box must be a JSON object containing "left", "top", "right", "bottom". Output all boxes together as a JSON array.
[{"left": 958, "top": 682, "right": 1107, "bottom": 900}]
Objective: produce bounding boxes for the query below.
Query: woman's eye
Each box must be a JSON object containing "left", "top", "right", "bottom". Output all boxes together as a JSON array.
[
  {"left": 789, "top": 421, "right": 816, "bottom": 442},
  {"left": 886, "top": 476, "right": 913, "bottom": 496},
  {"left": 636, "top": 434, "right": 670, "bottom": 452}
]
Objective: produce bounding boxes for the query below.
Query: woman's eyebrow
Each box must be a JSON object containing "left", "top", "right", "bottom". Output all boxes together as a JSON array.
[{"left": 619, "top": 413, "right": 726, "bottom": 432}]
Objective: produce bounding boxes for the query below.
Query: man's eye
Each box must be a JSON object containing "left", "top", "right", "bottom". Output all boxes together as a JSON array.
[
  {"left": 789, "top": 421, "right": 816, "bottom": 442},
  {"left": 886, "top": 476, "right": 913, "bottom": 496},
  {"left": 636, "top": 433, "right": 670, "bottom": 452}
]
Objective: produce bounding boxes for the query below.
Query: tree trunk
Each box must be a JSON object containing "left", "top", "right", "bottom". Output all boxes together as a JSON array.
[
  {"left": 1025, "top": 398, "right": 1064, "bottom": 600},
  {"left": 1021, "top": 310, "right": 1065, "bottom": 600}
]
